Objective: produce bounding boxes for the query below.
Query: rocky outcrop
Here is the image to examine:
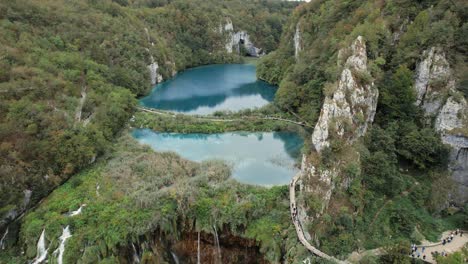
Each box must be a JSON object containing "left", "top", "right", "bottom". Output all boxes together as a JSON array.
[
  {"left": 415, "top": 47, "right": 468, "bottom": 204},
  {"left": 294, "top": 22, "right": 302, "bottom": 60},
  {"left": 222, "top": 18, "right": 263, "bottom": 57},
  {"left": 312, "top": 36, "right": 378, "bottom": 152},
  {"left": 299, "top": 36, "right": 377, "bottom": 222},
  {"left": 144, "top": 28, "right": 163, "bottom": 86},
  {"left": 414, "top": 47, "right": 455, "bottom": 116},
  {"left": 435, "top": 97, "right": 468, "bottom": 204}
]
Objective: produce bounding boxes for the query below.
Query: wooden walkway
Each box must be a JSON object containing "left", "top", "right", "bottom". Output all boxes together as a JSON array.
[
  {"left": 289, "top": 173, "right": 348, "bottom": 264},
  {"left": 136, "top": 106, "right": 313, "bottom": 128}
]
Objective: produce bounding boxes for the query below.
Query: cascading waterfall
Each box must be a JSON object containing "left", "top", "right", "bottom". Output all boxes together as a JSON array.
[
  {"left": 69, "top": 204, "right": 86, "bottom": 217},
  {"left": 74, "top": 84, "right": 87, "bottom": 122},
  {"left": 0, "top": 227, "right": 8, "bottom": 250},
  {"left": 197, "top": 231, "right": 201, "bottom": 264},
  {"left": 212, "top": 225, "right": 222, "bottom": 263},
  {"left": 132, "top": 243, "right": 140, "bottom": 263},
  {"left": 170, "top": 251, "right": 180, "bottom": 264},
  {"left": 32, "top": 229, "right": 48, "bottom": 264},
  {"left": 54, "top": 226, "right": 72, "bottom": 264},
  {"left": 294, "top": 22, "right": 301, "bottom": 60}
]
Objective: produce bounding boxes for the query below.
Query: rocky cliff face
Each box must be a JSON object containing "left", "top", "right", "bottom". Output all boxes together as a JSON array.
[
  {"left": 312, "top": 36, "right": 378, "bottom": 152},
  {"left": 415, "top": 47, "right": 468, "bottom": 204},
  {"left": 144, "top": 28, "right": 163, "bottom": 86},
  {"left": 414, "top": 47, "right": 456, "bottom": 116},
  {"left": 222, "top": 18, "right": 263, "bottom": 57},
  {"left": 299, "top": 36, "right": 377, "bottom": 221},
  {"left": 119, "top": 228, "right": 266, "bottom": 264}
]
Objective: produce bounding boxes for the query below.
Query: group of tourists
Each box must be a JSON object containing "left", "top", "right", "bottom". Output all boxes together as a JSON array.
[
  {"left": 410, "top": 244, "right": 427, "bottom": 260},
  {"left": 442, "top": 229, "right": 463, "bottom": 245},
  {"left": 410, "top": 229, "right": 464, "bottom": 260}
]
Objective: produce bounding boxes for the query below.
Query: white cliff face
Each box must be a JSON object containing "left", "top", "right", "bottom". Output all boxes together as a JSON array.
[
  {"left": 435, "top": 96, "right": 468, "bottom": 204},
  {"left": 435, "top": 97, "right": 467, "bottom": 133},
  {"left": 294, "top": 22, "right": 302, "bottom": 60},
  {"left": 312, "top": 36, "right": 378, "bottom": 152},
  {"left": 300, "top": 37, "right": 377, "bottom": 222},
  {"left": 146, "top": 49, "right": 163, "bottom": 86},
  {"left": 32, "top": 229, "right": 48, "bottom": 264},
  {"left": 414, "top": 47, "right": 455, "bottom": 116},
  {"left": 416, "top": 47, "right": 468, "bottom": 205},
  {"left": 222, "top": 18, "right": 263, "bottom": 57},
  {"left": 144, "top": 29, "right": 163, "bottom": 86}
]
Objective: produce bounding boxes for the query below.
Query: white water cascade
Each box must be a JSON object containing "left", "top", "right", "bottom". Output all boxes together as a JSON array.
[
  {"left": 212, "top": 225, "right": 221, "bottom": 263},
  {"left": 69, "top": 204, "right": 86, "bottom": 216},
  {"left": 31, "top": 229, "right": 48, "bottom": 264},
  {"left": 0, "top": 227, "right": 8, "bottom": 250},
  {"left": 197, "top": 231, "right": 201, "bottom": 264},
  {"left": 170, "top": 251, "right": 180, "bottom": 264},
  {"left": 294, "top": 22, "right": 302, "bottom": 60},
  {"left": 54, "top": 226, "right": 72, "bottom": 264},
  {"left": 132, "top": 243, "right": 140, "bottom": 263}
]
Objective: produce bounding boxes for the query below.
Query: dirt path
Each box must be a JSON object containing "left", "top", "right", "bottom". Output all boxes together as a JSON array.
[{"left": 411, "top": 230, "right": 468, "bottom": 263}]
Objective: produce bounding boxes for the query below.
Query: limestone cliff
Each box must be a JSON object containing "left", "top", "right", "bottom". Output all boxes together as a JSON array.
[
  {"left": 299, "top": 36, "right": 378, "bottom": 224},
  {"left": 415, "top": 47, "right": 468, "bottom": 204},
  {"left": 312, "top": 36, "right": 378, "bottom": 152},
  {"left": 144, "top": 28, "right": 163, "bottom": 86},
  {"left": 414, "top": 47, "right": 456, "bottom": 116},
  {"left": 222, "top": 18, "right": 263, "bottom": 57}
]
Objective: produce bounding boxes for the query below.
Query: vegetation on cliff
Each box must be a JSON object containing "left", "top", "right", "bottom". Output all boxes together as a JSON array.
[
  {"left": 0, "top": 0, "right": 297, "bottom": 232},
  {"left": 258, "top": 0, "right": 467, "bottom": 260},
  {"left": 1, "top": 135, "right": 305, "bottom": 263}
]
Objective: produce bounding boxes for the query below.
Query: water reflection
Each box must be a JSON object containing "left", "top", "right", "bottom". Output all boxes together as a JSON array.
[{"left": 132, "top": 129, "right": 304, "bottom": 186}]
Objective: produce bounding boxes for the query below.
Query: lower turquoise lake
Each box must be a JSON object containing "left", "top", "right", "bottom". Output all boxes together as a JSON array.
[
  {"left": 132, "top": 129, "right": 304, "bottom": 186},
  {"left": 139, "top": 64, "right": 277, "bottom": 115}
]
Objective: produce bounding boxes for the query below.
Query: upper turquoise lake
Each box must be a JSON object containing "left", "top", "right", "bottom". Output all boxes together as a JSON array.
[
  {"left": 132, "top": 129, "right": 304, "bottom": 186},
  {"left": 139, "top": 64, "right": 277, "bottom": 115}
]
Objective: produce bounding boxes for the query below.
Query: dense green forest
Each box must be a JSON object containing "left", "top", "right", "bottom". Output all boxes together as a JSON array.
[
  {"left": 258, "top": 0, "right": 467, "bottom": 260},
  {"left": 1, "top": 0, "right": 467, "bottom": 263},
  {"left": 0, "top": 0, "right": 296, "bottom": 236}
]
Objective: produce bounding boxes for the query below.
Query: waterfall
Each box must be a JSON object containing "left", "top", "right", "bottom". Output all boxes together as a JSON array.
[
  {"left": 132, "top": 243, "right": 140, "bottom": 263},
  {"left": 32, "top": 229, "right": 48, "bottom": 264},
  {"left": 197, "top": 231, "right": 201, "bottom": 264},
  {"left": 0, "top": 227, "right": 8, "bottom": 250},
  {"left": 170, "top": 251, "right": 180, "bottom": 264},
  {"left": 294, "top": 23, "right": 301, "bottom": 60},
  {"left": 75, "top": 84, "right": 87, "bottom": 122},
  {"left": 55, "top": 226, "right": 72, "bottom": 264},
  {"left": 69, "top": 204, "right": 86, "bottom": 216},
  {"left": 212, "top": 225, "right": 221, "bottom": 263}
]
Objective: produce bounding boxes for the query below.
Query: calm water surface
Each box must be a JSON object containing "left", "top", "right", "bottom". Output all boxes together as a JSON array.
[
  {"left": 132, "top": 129, "right": 304, "bottom": 186},
  {"left": 139, "top": 64, "right": 276, "bottom": 115}
]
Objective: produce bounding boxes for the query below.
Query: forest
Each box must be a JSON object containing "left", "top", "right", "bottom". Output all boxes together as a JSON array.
[
  {"left": 0, "top": 0, "right": 296, "bottom": 240},
  {"left": 1, "top": 0, "right": 467, "bottom": 263}
]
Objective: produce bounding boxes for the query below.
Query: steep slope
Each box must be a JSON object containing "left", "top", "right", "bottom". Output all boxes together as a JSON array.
[
  {"left": 259, "top": 0, "right": 467, "bottom": 259},
  {"left": 0, "top": 0, "right": 296, "bottom": 239}
]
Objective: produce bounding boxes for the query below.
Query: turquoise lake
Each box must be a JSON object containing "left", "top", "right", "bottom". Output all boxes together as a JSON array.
[
  {"left": 132, "top": 129, "right": 304, "bottom": 186},
  {"left": 139, "top": 64, "right": 277, "bottom": 115}
]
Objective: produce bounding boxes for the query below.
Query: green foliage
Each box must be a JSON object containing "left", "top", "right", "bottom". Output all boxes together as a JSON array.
[
  {"left": 0, "top": 0, "right": 296, "bottom": 228},
  {"left": 132, "top": 107, "right": 308, "bottom": 136},
  {"left": 16, "top": 136, "right": 294, "bottom": 263},
  {"left": 378, "top": 65, "right": 419, "bottom": 123}
]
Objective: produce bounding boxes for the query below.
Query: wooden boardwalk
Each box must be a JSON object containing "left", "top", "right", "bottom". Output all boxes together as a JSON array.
[
  {"left": 289, "top": 173, "right": 348, "bottom": 264},
  {"left": 136, "top": 106, "right": 313, "bottom": 127}
]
